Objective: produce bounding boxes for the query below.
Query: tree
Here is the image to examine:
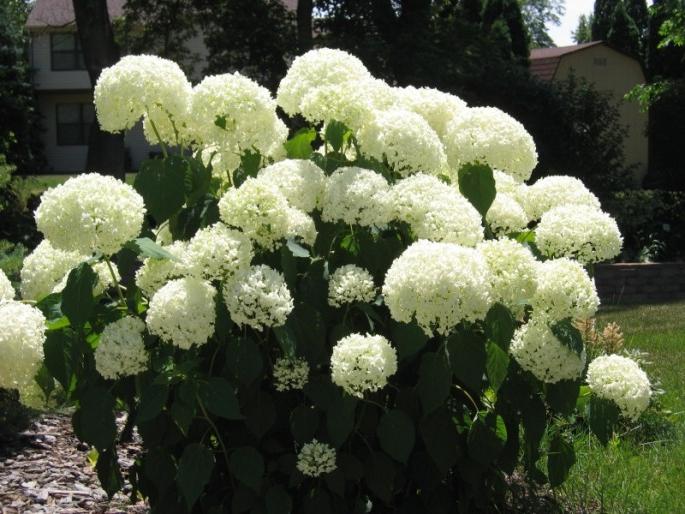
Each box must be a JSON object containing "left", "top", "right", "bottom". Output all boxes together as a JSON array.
[
  {"left": 592, "top": 0, "right": 618, "bottom": 40},
  {"left": 518, "top": 0, "right": 565, "bottom": 48},
  {"left": 625, "top": 0, "right": 649, "bottom": 41},
  {"left": 482, "top": 0, "right": 530, "bottom": 62},
  {"left": 72, "top": 0, "right": 125, "bottom": 179},
  {"left": 296, "top": 0, "right": 313, "bottom": 52},
  {"left": 573, "top": 13, "right": 594, "bottom": 43},
  {"left": 607, "top": 1, "right": 641, "bottom": 58}
]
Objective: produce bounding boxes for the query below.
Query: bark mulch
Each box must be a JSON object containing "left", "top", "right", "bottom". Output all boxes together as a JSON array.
[{"left": 0, "top": 413, "right": 146, "bottom": 514}]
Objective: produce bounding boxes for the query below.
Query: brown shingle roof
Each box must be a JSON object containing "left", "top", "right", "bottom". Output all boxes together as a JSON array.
[
  {"left": 26, "top": 0, "right": 126, "bottom": 29},
  {"left": 529, "top": 41, "right": 604, "bottom": 81}
]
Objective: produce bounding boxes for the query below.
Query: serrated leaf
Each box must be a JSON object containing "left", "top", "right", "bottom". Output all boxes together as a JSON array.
[
  {"left": 417, "top": 351, "right": 451, "bottom": 415},
  {"left": 198, "top": 377, "right": 242, "bottom": 420},
  {"left": 229, "top": 446, "right": 264, "bottom": 492},
  {"left": 457, "top": 162, "right": 496, "bottom": 218},
  {"left": 377, "top": 409, "right": 415, "bottom": 463},
  {"left": 485, "top": 340, "right": 509, "bottom": 392},
  {"left": 184, "top": 155, "right": 212, "bottom": 205},
  {"left": 324, "top": 120, "right": 349, "bottom": 153},
  {"left": 551, "top": 319, "right": 584, "bottom": 356},
  {"left": 177, "top": 443, "right": 215, "bottom": 510},
  {"left": 485, "top": 303, "right": 515, "bottom": 351},
  {"left": 447, "top": 329, "right": 486, "bottom": 393},
  {"left": 61, "top": 263, "right": 97, "bottom": 327},
  {"left": 134, "top": 157, "right": 186, "bottom": 223},
  {"left": 547, "top": 432, "right": 575, "bottom": 487},
  {"left": 233, "top": 149, "right": 262, "bottom": 187},
  {"left": 284, "top": 128, "right": 316, "bottom": 159}
]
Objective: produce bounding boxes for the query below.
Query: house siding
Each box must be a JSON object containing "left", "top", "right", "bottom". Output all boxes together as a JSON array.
[{"left": 30, "top": 31, "right": 91, "bottom": 91}]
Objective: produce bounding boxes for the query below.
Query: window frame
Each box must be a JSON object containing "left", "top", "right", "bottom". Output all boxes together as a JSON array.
[
  {"left": 50, "top": 32, "right": 86, "bottom": 71},
  {"left": 56, "top": 102, "right": 94, "bottom": 146}
]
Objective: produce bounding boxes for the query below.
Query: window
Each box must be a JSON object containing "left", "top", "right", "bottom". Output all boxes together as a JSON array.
[
  {"left": 593, "top": 57, "right": 608, "bottom": 66},
  {"left": 56, "top": 103, "right": 94, "bottom": 146},
  {"left": 50, "top": 33, "right": 85, "bottom": 71}
]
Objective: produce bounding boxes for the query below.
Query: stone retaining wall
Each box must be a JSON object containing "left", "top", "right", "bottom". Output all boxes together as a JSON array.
[{"left": 594, "top": 263, "right": 685, "bottom": 304}]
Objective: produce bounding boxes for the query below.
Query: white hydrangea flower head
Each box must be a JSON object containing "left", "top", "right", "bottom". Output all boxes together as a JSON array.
[
  {"left": 181, "top": 223, "right": 253, "bottom": 281},
  {"left": 321, "top": 167, "right": 392, "bottom": 227},
  {"left": 390, "top": 173, "right": 484, "bottom": 246},
  {"left": 95, "top": 317, "right": 148, "bottom": 380},
  {"left": 146, "top": 277, "right": 217, "bottom": 349},
  {"left": 0, "top": 301, "right": 46, "bottom": 404},
  {"left": 536, "top": 205, "right": 623, "bottom": 264},
  {"left": 35, "top": 173, "right": 146, "bottom": 255},
  {"left": 0, "top": 270, "right": 14, "bottom": 301},
  {"left": 257, "top": 159, "right": 326, "bottom": 213},
  {"left": 330, "top": 333, "right": 398, "bottom": 397},
  {"left": 223, "top": 265, "right": 293, "bottom": 331},
  {"left": 478, "top": 239, "right": 538, "bottom": 315},
  {"left": 135, "top": 241, "right": 187, "bottom": 297},
  {"left": 218, "top": 177, "right": 292, "bottom": 251},
  {"left": 276, "top": 48, "right": 372, "bottom": 115},
  {"left": 190, "top": 72, "right": 285, "bottom": 155},
  {"left": 286, "top": 208, "right": 317, "bottom": 247},
  {"left": 201, "top": 145, "right": 241, "bottom": 189},
  {"left": 328, "top": 265, "right": 376, "bottom": 307},
  {"left": 493, "top": 170, "right": 529, "bottom": 206},
  {"left": 443, "top": 107, "right": 538, "bottom": 182},
  {"left": 486, "top": 193, "right": 528, "bottom": 236},
  {"left": 20, "top": 240, "right": 85, "bottom": 301},
  {"left": 273, "top": 357, "right": 310, "bottom": 392},
  {"left": 94, "top": 55, "right": 192, "bottom": 133},
  {"left": 586, "top": 354, "right": 651, "bottom": 421},
  {"left": 383, "top": 240, "right": 492, "bottom": 336},
  {"left": 142, "top": 102, "right": 193, "bottom": 147},
  {"left": 52, "top": 261, "right": 121, "bottom": 297},
  {"left": 393, "top": 86, "right": 467, "bottom": 138},
  {"left": 357, "top": 109, "right": 447, "bottom": 176},
  {"left": 531, "top": 258, "right": 599, "bottom": 322},
  {"left": 296, "top": 439, "right": 337, "bottom": 477},
  {"left": 510, "top": 318, "right": 586, "bottom": 383},
  {"left": 525, "top": 175, "right": 600, "bottom": 220}
]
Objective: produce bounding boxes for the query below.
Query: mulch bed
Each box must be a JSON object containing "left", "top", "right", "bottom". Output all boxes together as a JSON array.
[{"left": 0, "top": 413, "right": 147, "bottom": 514}]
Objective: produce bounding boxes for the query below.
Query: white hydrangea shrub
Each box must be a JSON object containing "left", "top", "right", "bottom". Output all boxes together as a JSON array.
[
  {"left": 0, "top": 269, "right": 14, "bottom": 301},
  {"left": 20, "top": 240, "right": 85, "bottom": 301}
]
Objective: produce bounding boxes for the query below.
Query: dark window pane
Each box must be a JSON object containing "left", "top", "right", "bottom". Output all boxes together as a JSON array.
[
  {"left": 82, "top": 104, "right": 95, "bottom": 123},
  {"left": 57, "top": 124, "right": 83, "bottom": 145},
  {"left": 52, "top": 33, "right": 76, "bottom": 51},
  {"left": 52, "top": 52, "right": 77, "bottom": 71},
  {"left": 57, "top": 104, "right": 80, "bottom": 123}
]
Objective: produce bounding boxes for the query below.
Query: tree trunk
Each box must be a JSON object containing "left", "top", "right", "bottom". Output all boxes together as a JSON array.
[
  {"left": 296, "top": 0, "right": 313, "bottom": 52},
  {"left": 72, "top": 0, "right": 125, "bottom": 180}
]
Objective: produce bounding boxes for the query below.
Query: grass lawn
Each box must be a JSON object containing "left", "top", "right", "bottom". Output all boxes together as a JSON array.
[{"left": 559, "top": 302, "right": 685, "bottom": 513}]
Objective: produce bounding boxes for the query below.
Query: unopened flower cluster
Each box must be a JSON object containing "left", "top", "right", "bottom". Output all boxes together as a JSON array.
[
  {"left": 273, "top": 357, "right": 310, "bottom": 392},
  {"left": 296, "top": 440, "right": 337, "bottom": 477}
]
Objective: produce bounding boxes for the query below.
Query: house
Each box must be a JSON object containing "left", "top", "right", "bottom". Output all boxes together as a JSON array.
[{"left": 530, "top": 41, "right": 648, "bottom": 185}]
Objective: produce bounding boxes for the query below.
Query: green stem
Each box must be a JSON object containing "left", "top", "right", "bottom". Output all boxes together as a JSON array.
[
  {"left": 197, "top": 393, "right": 231, "bottom": 472},
  {"left": 104, "top": 256, "right": 126, "bottom": 306},
  {"left": 147, "top": 115, "right": 169, "bottom": 158}
]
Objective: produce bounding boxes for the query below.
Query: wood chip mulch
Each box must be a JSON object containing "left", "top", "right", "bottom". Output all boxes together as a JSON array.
[{"left": 0, "top": 413, "right": 147, "bottom": 514}]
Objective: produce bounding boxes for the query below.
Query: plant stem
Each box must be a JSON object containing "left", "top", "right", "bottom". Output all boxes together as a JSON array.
[
  {"left": 196, "top": 393, "right": 231, "bottom": 472},
  {"left": 147, "top": 115, "right": 169, "bottom": 158},
  {"left": 104, "top": 256, "right": 126, "bottom": 306}
]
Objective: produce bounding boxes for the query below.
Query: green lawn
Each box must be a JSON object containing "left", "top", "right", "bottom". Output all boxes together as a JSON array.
[{"left": 560, "top": 302, "right": 685, "bottom": 513}]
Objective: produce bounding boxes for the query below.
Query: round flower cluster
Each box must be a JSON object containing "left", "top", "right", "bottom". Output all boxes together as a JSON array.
[
  {"left": 94, "top": 55, "right": 192, "bottom": 135},
  {"left": 296, "top": 439, "right": 337, "bottom": 477},
  {"left": 443, "top": 107, "right": 538, "bottom": 182},
  {"left": 181, "top": 223, "right": 253, "bottom": 281},
  {"left": 95, "top": 317, "right": 148, "bottom": 380},
  {"left": 390, "top": 174, "right": 483, "bottom": 246},
  {"left": 0, "top": 270, "right": 14, "bottom": 301},
  {"left": 201, "top": 145, "right": 241, "bottom": 189},
  {"left": 536, "top": 205, "right": 623, "bottom": 264},
  {"left": 510, "top": 319, "right": 587, "bottom": 383},
  {"left": 0, "top": 301, "right": 46, "bottom": 404},
  {"left": 393, "top": 86, "right": 467, "bottom": 138},
  {"left": 135, "top": 241, "right": 187, "bottom": 297},
  {"left": 223, "top": 265, "right": 293, "bottom": 331},
  {"left": 20, "top": 241, "right": 84, "bottom": 300},
  {"left": 273, "top": 357, "right": 310, "bottom": 392},
  {"left": 524, "top": 175, "right": 600, "bottom": 220},
  {"left": 328, "top": 265, "right": 376, "bottom": 307},
  {"left": 257, "top": 159, "right": 326, "bottom": 213},
  {"left": 486, "top": 193, "right": 528, "bottom": 237},
  {"left": 478, "top": 239, "right": 538, "bottom": 315},
  {"left": 586, "top": 354, "right": 651, "bottom": 420},
  {"left": 383, "top": 240, "right": 492, "bottom": 336},
  {"left": 357, "top": 109, "right": 447, "bottom": 176},
  {"left": 531, "top": 258, "right": 599, "bottom": 322},
  {"left": 331, "top": 333, "right": 398, "bottom": 397},
  {"left": 146, "top": 278, "right": 217, "bottom": 349},
  {"left": 321, "top": 167, "right": 391, "bottom": 227},
  {"left": 285, "top": 207, "right": 318, "bottom": 246},
  {"left": 52, "top": 261, "right": 121, "bottom": 297},
  {"left": 35, "top": 173, "right": 146, "bottom": 255}
]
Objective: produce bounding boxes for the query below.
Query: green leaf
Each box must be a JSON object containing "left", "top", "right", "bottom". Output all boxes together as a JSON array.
[
  {"left": 390, "top": 320, "right": 428, "bottom": 362},
  {"left": 229, "top": 446, "right": 264, "bottom": 492},
  {"left": 545, "top": 380, "right": 581, "bottom": 416},
  {"left": 73, "top": 386, "right": 117, "bottom": 450},
  {"left": 177, "top": 443, "right": 215, "bottom": 510},
  {"left": 290, "top": 405, "right": 319, "bottom": 444},
  {"left": 273, "top": 324, "right": 298, "bottom": 358},
  {"left": 34, "top": 364, "right": 55, "bottom": 404},
  {"left": 286, "top": 238, "right": 310, "bottom": 258},
  {"left": 551, "top": 319, "right": 584, "bottom": 356},
  {"left": 233, "top": 149, "right": 262, "bottom": 187},
  {"left": 446, "top": 330, "right": 486, "bottom": 393},
  {"left": 265, "top": 485, "right": 292, "bottom": 514},
  {"left": 417, "top": 351, "right": 451, "bottom": 415},
  {"left": 184, "top": 155, "right": 212, "bottom": 206},
  {"left": 485, "top": 341, "right": 509, "bottom": 392},
  {"left": 125, "top": 237, "right": 176, "bottom": 260},
  {"left": 587, "top": 396, "right": 620, "bottom": 445},
  {"left": 43, "top": 330, "right": 77, "bottom": 393},
  {"left": 134, "top": 157, "right": 186, "bottom": 223},
  {"left": 484, "top": 303, "right": 515, "bottom": 351},
  {"left": 364, "top": 452, "right": 395, "bottom": 503},
  {"left": 95, "top": 447, "right": 123, "bottom": 498},
  {"left": 377, "top": 409, "right": 415, "bottom": 463},
  {"left": 280, "top": 244, "right": 297, "bottom": 293},
  {"left": 144, "top": 447, "right": 177, "bottom": 495},
  {"left": 170, "top": 381, "right": 197, "bottom": 435},
  {"left": 225, "top": 337, "right": 263, "bottom": 385},
  {"left": 327, "top": 392, "right": 357, "bottom": 447},
  {"left": 419, "top": 408, "right": 459, "bottom": 476},
  {"left": 515, "top": 230, "right": 536, "bottom": 244},
  {"left": 284, "top": 128, "right": 316, "bottom": 159},
  {"left": 457, "top": 162, "right": 496, "bottom": 218},
  {"left": 169, "top": 195, "right": 220, "bottom": 241},
  {"left": 61, "top": 263, "right": 97, "bottom": 327},
  {"left": 137, "top": 381, "right": 169, "bottom": 423},
  {"left": 467, "top": 413, "right": 507, "bottom": 466},
  {"left": 199, "top": 377, "right": 242, "bottom": 420},
  {"left": 547, "top": 432, "right": 575, "bottom": 487},
  {"left": 244, "top": 391, "right": 276, "bottom": 439},
  {"left": 324, "top": 120, "right": 349, "bottom": 153},
  {"left": 35, "top": 292, "right": 63, "bottom": 322}
]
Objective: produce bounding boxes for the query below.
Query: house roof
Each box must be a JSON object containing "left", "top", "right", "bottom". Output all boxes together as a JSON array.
[{"left": 529, "top": 41, "right": 604, "bottom": 81}]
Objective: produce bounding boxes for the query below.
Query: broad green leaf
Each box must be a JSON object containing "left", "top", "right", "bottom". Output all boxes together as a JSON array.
[
  {"left": 484, "top": 303, "right": 515, "bottom": 351},
  {"left": 170, "top": 381, "right": 197, "bottom": 435},
  {"left": 545, "top": 379, "right": 581, "bottom": 416},
  {"left": 184, "top": 155, "right": 212, "bottom": 206},
  {"left": 233, "top": 149, "right": 262, "bottom": 187},
  {"left": 377, "top": 409, "right": 415, "bottom": 463},
  {"left": 265, "top": 485, "right": 292, "bottom": 514},
  {"left": 35, "top": 292, "right": 63, "bottom": 322},
  {"left": 327, "top": 392, "right": 357, "bottom": 447},
  {"left": 515, "top": 230, "right": 536, "bottom": 244},
  {"left": 587, "top": 396, "right": 620, "bottom": 445},
  {"left": 43, "top": 330, "right": 77, "bottom": 394},
  {"left": 273, "top": 323, "right": 298, "bottom": 358},
  {"left": 284, "top": 128, "right": 316, "bottom": 159},
  {"left": 34, "top": 364, "right": 55, "bottom": 404},
  {"left": 225, "top": 337, "right": 263, "bottom": 385},
  {"left": 290, "top": 405, "right": 319, "bottom": 444},
  {"left": 447, "top": 330, "right": 486, "bottom": 393},
  {"left": 390, "top": 320, "right": 428, "bottom": 362},
  {"left": 417, "top": 351, "right": 451, "bottom": 415},
  {"left": 457, "top": 162, "right": 496, "bottom": 218},
  {"left": 244, "top": 391, "right": 276, "bottom": 439},
  {"left": 547, "top": 432, "right": 576, "bottom": 487},
  {"left": 144, "top": 447, "right": 177, "bottom": 495},
  {"left": 485, "top": 341, "right": 509, "bottom": 392},
  {"left": 324, "top": 120, "right": 350, "bottom": 153},
  {"left": 95, "top": 447, "right": 122, "bottom": 498},
  {"left": 169, "top": 195, "right": 220, "bottom": 241},
  {"left": 364, "top": 452, "right": 396, "bottom": 503},
  {"left": 134, "top": 157, "right": 186, "bottom": 223},
  {"left": 177, "top": 443, "right": 215, "bottom": 510},
  {"left": 137, "top": 381, "right": 169, "bottom": 423},
  {"left": 125, "top": 237, "right": 176, "bottom": 260},
  {"left": 73, "top": 386, "right": 117, "bottom": 450},
  {"left": 229, "top": 446, "right": 264, "bottom": 492},
  {"left": 198, "top": 377, "right": 242, "bottom": 420},
  {"left": 61, "top": 263, "right": 97, "bottom": 327},
  {"left": 419, "top": 408, "right": 459, "bottom": 476},
  {"left": 467, "top": 412, "right": 507, "bottom": 466},
  {"left": 551, "top": 319, "right": 585, "bottom": 356}
]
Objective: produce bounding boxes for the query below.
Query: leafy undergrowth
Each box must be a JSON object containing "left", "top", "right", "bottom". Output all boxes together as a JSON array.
[{"left": 559, "top": 301, "right": 685, "bottom": 513}]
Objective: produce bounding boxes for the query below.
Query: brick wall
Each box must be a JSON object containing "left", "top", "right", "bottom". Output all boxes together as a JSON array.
[{"left": 594, "top": 263, "right": 685, "bottom": 304}]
